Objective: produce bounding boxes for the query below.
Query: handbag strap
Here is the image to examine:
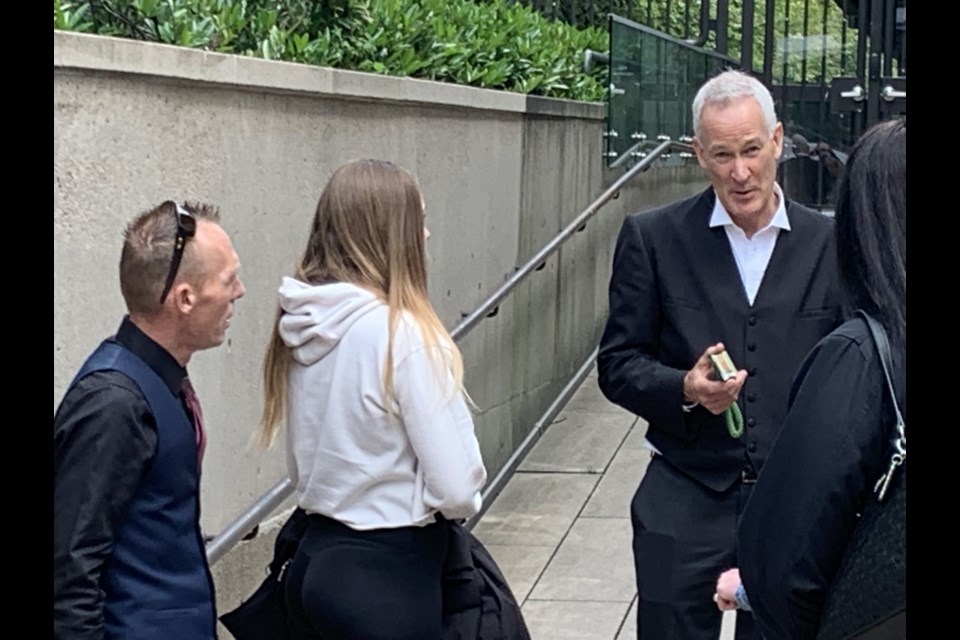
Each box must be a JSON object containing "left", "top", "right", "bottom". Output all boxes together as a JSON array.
[
  {"left": 855, "top": 311, "right": 905, "bottom": 434},
  {"left": 855, "top": 310, "right": 906, "bottom": 500}
]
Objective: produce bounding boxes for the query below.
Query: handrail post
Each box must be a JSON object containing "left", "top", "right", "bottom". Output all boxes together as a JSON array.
[{"left": 687, "top": 0, "right": 713, "bottom": 47}]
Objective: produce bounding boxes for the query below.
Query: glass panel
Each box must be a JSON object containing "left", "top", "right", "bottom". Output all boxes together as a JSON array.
[{"left": 607, "top": 15, "right": 736, "bottom": 168}]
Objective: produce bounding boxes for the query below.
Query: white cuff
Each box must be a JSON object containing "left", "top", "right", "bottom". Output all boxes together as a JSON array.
[{"left": 682, "top": 400, "right": 699, "bottom": 413}]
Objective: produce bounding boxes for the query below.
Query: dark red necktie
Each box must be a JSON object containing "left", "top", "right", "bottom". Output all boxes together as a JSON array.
[{"left": 181, "top": 377, "right": 206, "bottom": 471}]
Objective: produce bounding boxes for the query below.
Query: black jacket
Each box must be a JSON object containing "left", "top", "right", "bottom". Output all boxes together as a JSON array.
[
  {"left": 598, "top": 188, "right": 844, "bottom": 491},
  {"left": 442, "top": 521, "right": 531, "bottom": 640},
  {"left": 737, "top": 317, "right": 907, "bottom": 640},
  {"left": 221, "top": 512, "right": 531, "bottom": 640}
]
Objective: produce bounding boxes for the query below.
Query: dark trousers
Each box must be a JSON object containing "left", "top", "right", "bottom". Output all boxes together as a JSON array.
[
  {"left": 285, "top": 514, "right": 450, "bottom": 640},
  {"left": 632, "top": 455, "right": 760, "bottom": 640}
]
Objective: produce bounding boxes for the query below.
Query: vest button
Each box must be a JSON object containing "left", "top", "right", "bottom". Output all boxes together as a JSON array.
[
  {"left": 747, "top": 393, "right": 757, "bottom": 403},
  {"left": 747, "top": 344, "right": 757, "bottom": 352},
  {"left": 747, "top": 417, "right": 757, "bottom": 427},
  {"left": 748, "top": 442, "right": 758, "bottom": 453},
  {"left": 749, "top": 316, "right": 758, "bottom": 326}
]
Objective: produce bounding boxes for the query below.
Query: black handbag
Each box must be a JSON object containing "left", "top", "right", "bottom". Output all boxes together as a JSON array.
[
  {"left": 219, "top": 508, "right": 309, "bottom": 640},
  {"left": 816, "top": 312, "right": 906, "bottom": 640}
]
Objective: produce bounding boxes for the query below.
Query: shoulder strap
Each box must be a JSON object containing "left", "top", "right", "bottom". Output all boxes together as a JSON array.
[
  {"left": 855, "top": 311, "right": 905, "bottom": 432},
  {"left": 855, "top": 311, "right": 906, "bottom": 501}
]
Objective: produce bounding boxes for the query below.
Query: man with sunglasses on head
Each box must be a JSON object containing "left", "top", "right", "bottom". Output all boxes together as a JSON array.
[{"left": 54, "top": 201, "right": 245, "bottom": 640}]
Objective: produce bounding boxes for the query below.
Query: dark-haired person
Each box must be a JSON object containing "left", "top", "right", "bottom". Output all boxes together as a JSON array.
[
  {"left": 54, "top": 201, "right": 245, "bottom": 640},
  {"left": 715, "top": 118, "right": 907, "bottom": 639}
]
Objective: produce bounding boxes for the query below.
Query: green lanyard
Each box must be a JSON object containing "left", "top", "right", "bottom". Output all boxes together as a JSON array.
[
  {"left": 725, "top": 403, "right": 744, "bottom": 439},
  {"left": 709, "top": 350, "right": 744, "bottom": 438}
]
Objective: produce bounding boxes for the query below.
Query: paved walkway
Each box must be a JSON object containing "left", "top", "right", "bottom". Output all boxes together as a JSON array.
[{"left": 473, "top": 367, "right": 738, "bottom": 640}]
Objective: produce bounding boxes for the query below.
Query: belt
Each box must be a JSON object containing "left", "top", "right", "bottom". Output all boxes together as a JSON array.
[{"left": 741, "top": 469, "right": 758, "bottom": 484}]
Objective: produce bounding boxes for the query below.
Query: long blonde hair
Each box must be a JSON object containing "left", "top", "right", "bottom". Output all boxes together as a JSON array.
[{"left": 257, "top": 159, "right": 464, "bottom": 448}]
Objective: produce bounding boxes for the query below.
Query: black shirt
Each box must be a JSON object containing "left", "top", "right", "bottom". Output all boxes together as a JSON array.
[
  {"left": 737, "top": 317, "right": 906, "bottom": 640},
  {"left": 53, "top": 317, "right": 188, "bottom": 639}
]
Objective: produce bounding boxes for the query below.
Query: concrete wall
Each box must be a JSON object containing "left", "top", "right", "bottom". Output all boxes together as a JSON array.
[{"left": 53, "top": 30, "right": 707, "bottom": 628}]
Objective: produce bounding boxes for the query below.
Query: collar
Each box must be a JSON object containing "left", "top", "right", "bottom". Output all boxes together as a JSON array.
[
  {"left": 709, "top": 183, "right": 791, "bottom": 233},
  {"left": 114, "top": 316, "right": 188, "bottom": 396}
]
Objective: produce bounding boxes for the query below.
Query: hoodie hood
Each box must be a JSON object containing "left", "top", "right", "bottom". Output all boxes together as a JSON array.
[{"left": 277, "top": 278, "right": 383, "bottom": 365}]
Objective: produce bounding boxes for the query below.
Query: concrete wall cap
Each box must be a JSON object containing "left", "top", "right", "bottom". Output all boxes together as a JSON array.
[{"left": 54, "top": 30, "right": 603, "bottom": 117}]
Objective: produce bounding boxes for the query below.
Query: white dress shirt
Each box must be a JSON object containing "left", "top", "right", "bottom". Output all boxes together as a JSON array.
[{"left": 709, "top": 184, "right": 790, "bottom": 306}]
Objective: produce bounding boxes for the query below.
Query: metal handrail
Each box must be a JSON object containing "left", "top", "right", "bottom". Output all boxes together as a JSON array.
[
  {"left": 609, "top": 15, "right": 736, "bottom": 66},
  {"left": 451, "top": 139, "right": 686, "bottom": 340},
  {"left": 688, "top": 0, "right": 713, "bottom": 48},
  {"left": 205, "top": 138, "right": 690, "bottom": 566},
  {"left": 465, "top": 346, "right": 599, "bottom": 529},
  {"left": 206, "top": 478, "right": 293, "bottom": 565},
  {"left": 583, "top": 49, "right": 609, "bottom": 74}
]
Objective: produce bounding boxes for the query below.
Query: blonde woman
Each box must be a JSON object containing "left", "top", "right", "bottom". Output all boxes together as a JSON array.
[{"left": 258, "top": 159, "right": 487, "bottom": 640}]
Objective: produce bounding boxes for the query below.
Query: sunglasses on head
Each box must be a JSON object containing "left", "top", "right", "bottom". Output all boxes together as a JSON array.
[{"left": 159, "top": 202, "right": 198, "bottom": 304}]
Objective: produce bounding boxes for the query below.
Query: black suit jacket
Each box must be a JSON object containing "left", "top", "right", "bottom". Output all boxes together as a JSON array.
[{"left": 598, "top": 187, "right": 843, "bottom": 492}]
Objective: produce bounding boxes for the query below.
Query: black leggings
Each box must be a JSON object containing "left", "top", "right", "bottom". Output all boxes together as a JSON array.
[{"left": 285, "top": 514, "right": 450, "bottom": 640}]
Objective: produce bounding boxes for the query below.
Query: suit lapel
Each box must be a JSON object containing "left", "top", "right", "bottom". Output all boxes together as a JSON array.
[
  {"left": 686, "top": 190, "right": 752, "bottom": 311},
  {"left": 752, "top": 200, "right": 806, "bottom": 309}
]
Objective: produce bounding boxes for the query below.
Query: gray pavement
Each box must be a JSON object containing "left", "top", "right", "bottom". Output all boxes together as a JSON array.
[{"left": 474, "top": 367, "right": 738, "bottom": 640}]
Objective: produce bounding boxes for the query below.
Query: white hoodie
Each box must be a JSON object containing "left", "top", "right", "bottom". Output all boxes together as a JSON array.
[{"left": 278, "top": 277, "right": 487, "bottom": 529}]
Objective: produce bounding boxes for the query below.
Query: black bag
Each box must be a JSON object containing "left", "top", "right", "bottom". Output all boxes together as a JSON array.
[
  {"left": 817, "top": 312, "right": 906, "bottom": 640},
  {"left": 219, "top": 508, "right": 309, "bottom": 640},
  {"left": 442, "top": 520, "right": 532, "bottom": 640}
]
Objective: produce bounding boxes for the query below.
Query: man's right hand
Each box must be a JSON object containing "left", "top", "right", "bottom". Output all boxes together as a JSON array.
[{"left": 682, "top": 343, "right": 747, "bottom": 415}]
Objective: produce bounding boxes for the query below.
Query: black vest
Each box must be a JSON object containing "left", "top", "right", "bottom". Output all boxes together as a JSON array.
[{"left": 601, "top": 188, "right": 844, "bottom": 491}]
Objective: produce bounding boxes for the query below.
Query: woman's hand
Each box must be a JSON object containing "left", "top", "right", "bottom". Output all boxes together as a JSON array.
[{"left": 714, "top": 568, "right": 742, "bottom": 611}]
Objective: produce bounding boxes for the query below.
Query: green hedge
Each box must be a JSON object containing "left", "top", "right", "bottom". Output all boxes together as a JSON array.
[{"left": 54, "top": 0, "right": 609, "bottom": 102}]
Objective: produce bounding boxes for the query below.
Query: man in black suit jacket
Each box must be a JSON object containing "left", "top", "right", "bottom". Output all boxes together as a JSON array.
[{"left": 598, "top": 70, "right": 843, "bottom": 640}]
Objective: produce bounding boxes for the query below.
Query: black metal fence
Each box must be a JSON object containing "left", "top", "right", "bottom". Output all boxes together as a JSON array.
[
  {"left": 513, "top": 0, "right": 905, "bottom": 90},
  {"left": 591, "top": 0, "right": 905, "bottom": 208}
]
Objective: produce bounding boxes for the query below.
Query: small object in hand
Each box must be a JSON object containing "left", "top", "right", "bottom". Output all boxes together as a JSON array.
[
  {"left": 709, "top": 350, "right": 738, "bottom": 382},
  {"left": 708, "top": 350, "right": 744, "bottom": 439}
]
